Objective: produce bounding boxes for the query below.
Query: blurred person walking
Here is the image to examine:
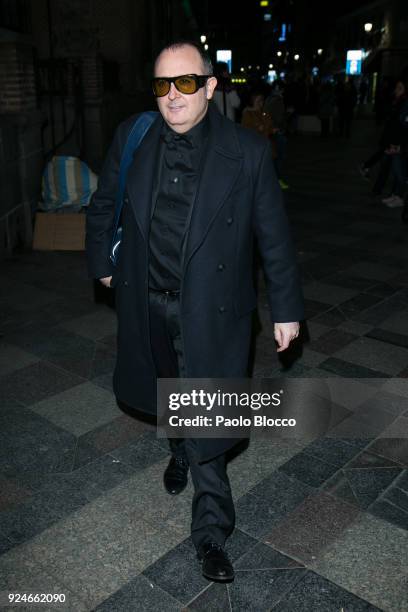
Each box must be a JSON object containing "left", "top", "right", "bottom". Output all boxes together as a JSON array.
[
  {"left": 337, "top": 79, "right": 358, "bottom": 138},
  {"left": 264, "top": 82, "right": 289, "bottom": 189},
  {"left": 212, "top": 61, "right": 241, "bottom": 122}
]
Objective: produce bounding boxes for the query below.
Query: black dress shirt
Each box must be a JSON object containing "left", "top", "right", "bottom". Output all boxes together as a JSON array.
[{"left": 148, "top": 113, "right": 209, "bottom": 290}]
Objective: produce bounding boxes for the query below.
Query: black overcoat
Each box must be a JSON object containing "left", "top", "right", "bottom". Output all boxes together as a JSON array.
[{"left": 86, "top": 104, "right": 304, "bottom": 461}]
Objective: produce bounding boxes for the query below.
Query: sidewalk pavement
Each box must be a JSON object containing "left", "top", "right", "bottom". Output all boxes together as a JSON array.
[{"left": 0, "top": 119, "right": 407, "bottom": 611}]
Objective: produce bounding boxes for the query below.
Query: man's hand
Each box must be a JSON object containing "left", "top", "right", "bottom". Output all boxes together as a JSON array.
[
  {"left": 274, "top": 322, "right": 300, "bottom": 352},
  {"left": 99, "top": 276, "right": 112, "bottom": 288}
]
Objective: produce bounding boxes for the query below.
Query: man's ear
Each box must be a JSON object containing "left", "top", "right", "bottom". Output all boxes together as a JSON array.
[{"left": 206, "top": 77, "right": 218, "bottom": 100}]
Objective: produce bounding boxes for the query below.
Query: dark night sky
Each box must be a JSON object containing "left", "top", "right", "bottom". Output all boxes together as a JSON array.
[{"left": 206, "top": 0, "right": 371, "bottom": 28}]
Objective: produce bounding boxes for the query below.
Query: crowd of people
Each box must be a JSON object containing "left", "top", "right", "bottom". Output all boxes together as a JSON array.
[{"left": 211, "top": 62, "right": 408, "bottom": 220}]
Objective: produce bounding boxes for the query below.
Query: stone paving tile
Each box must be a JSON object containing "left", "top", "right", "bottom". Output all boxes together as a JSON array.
[
  {"left": 88, "top": 342, "right": 116, "bottom": 380},
  {"left": 307, "top": 328, "right": 358, "bottom": 355},
  {"left": 319, "top": 356, "right": 391, "bottom": 378},
  {"left": 271, "top": 571, "right": 382, "bottom": 611},
  {"left": 311, "top": 514, "right": 408, "bottom": 612},
  {"left": 353, "top": 294, "right": 407, "bottom": 326},
  {"left": 0, "top": 491, "right": 63, "bottom": 547},
  {"left": 0, "top": 279, "right": 60, "bottom": 313},
  {"left": 343, "top": 262, "right": 397, "bottom": 282},
  {"left": 185, "top": 583, "right": 230, "bottom": 611},
  {"left": 60, "top": 309, "right": 117, "bottom": 341},
  {"left": 366, "top": 281, "right": 403, "bottom": 298},
  {"left": 303, "top": 298, "right": 333, "bottom": 319},
  {"left": 378, "top": 309, "right": 408, "bottom": 335},
  {"left": 110, "top": 436, "right": 170, "bottom": 472},
  {"left": 264, "top": 492, "right": 360, "bottom": 564},
  {"left": 235, "top": 541, "right": 303, "bottom": 570},
  {"left": 356, "top": 389, "right": 408, "bottom": 416},
  {"left": 226, "top": 438, "right": 307, "bottom": 499},
  {"left": 335, "top": 337, "right": 408, "bottom": 376},
  {"left": 0, "top": 342, "right": 40, "bottom": 377},
  {"left": 0, "top": 493, "right": 183, "bottom": 609},
  {"left": 0, "top": 474, "right": 34, "bottom": 513},
  {"left": 338, "top": 293, "right": 385, "bottom": 317},
  {"left": 369, "top": 498, "right": 408, "bottom": 531},
  {"left": 304, "top": 321, "right": 331, "bottom": 340},
  {"left": 303, "top": 282, "right": 359, "bottom": 305},
  {"left": 352, "top": 403, "right": 399, "bottom": 432},
  {"left": 301, "top": 436, "right": 361, "bottom": 468},
  {"left": 142, "top": 540, "right": 209, "bottom": 605},
  {"left": 341, "top": 467, "right": 402, "bottom": 509},
  {"left": 41, "top": 454, "right": 138, "bottom": 502},
  {"left": 311, "top": 307, "right": 349, "bottom": 328},
  {"left": 94, "top": 458, "right": 193, "bottom": 537},
  {"left": 221, "top": 544, "right": 306, "bottom": 610},
  {"left": 278, "top": 451, "right": 341, "bottom": 488},
  {"left": 324, "top": 273, "right": 377, "bottom": 291},
  {"left": 235, "top": 471, "right": 315, "bottom": 538},
  {"left": 367, "top": 417, "right": 408, "bottom": 466},
  {"left": 79, "top": 413, "right": 154, "bottom": 455},
  {"left": 337, "top": 319, "right": 375, "bottom": 336},
  {"left": 94, "top": 574, "right": 182, "bottom": 611},
  {"left": 30, "top": 382, "right": 121, "bottom": 436},
  {"left": 382, "top": 480, "right": 408, "bottom": 508},
  {"left": 366, "top": 327, "right": 408, "bottom": 349},
  {"left": 325, "top": 378, "right": 379, "bottom": 411},
  {"left": 0, "top": 404, "right": 77, "bottom": 479},
  {"left": 0, "top": 361, "right": 84, "bottom": 406},
  {"left": 6, "top": 327, "right": 98, "bottom": 378},
  {"left": 326, "top": 415, "right": 387, "bottom": 449}
]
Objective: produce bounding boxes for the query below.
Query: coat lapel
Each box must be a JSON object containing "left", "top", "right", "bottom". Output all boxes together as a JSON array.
[
  {"left": 126, "top": 113, "right": 163, "bottom": 241},
  {"left": 183, "top": 105, "right": 243, "bottom": 270}
]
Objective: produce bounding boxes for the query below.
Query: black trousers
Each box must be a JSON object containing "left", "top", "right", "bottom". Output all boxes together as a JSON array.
[{"left": 148, "top": 289, "right": 235, "bottom": 551}]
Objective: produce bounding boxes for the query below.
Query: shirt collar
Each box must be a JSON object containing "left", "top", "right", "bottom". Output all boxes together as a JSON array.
[{"left": 161, "top": 111, "right": 209, "bottom": 148}]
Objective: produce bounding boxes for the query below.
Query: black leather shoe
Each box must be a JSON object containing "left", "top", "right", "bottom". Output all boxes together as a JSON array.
[
  {"left": 163, "top": 455, "right": 189, "bottom": 495},
  {"left": 198, "top": 542, "right": 234, "bottom": 582}
]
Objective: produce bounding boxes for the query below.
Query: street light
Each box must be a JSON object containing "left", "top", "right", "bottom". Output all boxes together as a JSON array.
[
  {"left": 204, "top": 44, "right": 209, "bottom": 51},
  {"left": 317, "top": 48, "right": 323, "bottom": 55},
  {"left": 364, "top": 23, "right": 373, "bottom": 32},
  {"left": 277, "top": 51, "right": 282, "bottom": 57},
  {"left": 269, "top": 63, "right": 273, "bottom": 68},
  {"left": 240, "top": 67, "right": 245, "bottom": 72},
  {"left": 294, "top": 54, "right": 300, "bottom": 61},
  {"left": 200, "top": 35, "right": 206, "bottom": 43}
]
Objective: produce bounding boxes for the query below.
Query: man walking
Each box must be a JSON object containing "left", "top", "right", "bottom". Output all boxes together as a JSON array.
[{"left": 86, "top": 41, "right": 304, "bottom": 583}]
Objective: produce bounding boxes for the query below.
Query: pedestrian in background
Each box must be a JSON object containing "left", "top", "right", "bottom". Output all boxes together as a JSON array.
[
  {"left": 212, "top": 61, "right": 241, "bottom": 122},
  {"left": 264, "top": 81, "right": 289, "bottom": 189}
]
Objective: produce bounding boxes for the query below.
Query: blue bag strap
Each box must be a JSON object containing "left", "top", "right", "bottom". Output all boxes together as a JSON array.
[{"left": 111, "top": 111, "right": 158, "bottom": 241}]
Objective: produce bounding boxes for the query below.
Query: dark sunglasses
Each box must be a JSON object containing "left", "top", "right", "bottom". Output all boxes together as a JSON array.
[{"left": 151, "top": 74, "right": 213, "bottom": 97}]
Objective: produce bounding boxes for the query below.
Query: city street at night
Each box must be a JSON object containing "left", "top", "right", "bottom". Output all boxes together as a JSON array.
[
  {"left": 1, "top": 0, "right": 408, "bottom": 610},
  {"left": 1, "top": 118, "right": 407, "bottom": 611}
]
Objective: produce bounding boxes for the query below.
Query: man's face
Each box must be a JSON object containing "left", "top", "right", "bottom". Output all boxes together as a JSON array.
[{"left": 154, "top": 45, "right": 217, "bottom": 133}]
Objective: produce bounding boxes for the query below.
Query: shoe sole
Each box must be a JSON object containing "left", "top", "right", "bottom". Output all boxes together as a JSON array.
[{"left": 202, "top": 569, "right": 235, "bottom": 582}]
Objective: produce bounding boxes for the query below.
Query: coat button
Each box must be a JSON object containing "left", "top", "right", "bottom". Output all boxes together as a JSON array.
[
  {"left": 217, "top": 263, "right": 225, "bottom": 271},
  {"left": 218, "top": 306, "right": 226, "bottom": 313},
  {"left": 123, "top": 280, "right": 129, "bottom": 287},
  {"left": 227, "top": 217, "right": 233, "bottom": 225}
]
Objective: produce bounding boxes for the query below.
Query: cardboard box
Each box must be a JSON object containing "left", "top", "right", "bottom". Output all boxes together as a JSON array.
[{"left": 33, "top": 212, "right": 86, "bottom": 251}]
